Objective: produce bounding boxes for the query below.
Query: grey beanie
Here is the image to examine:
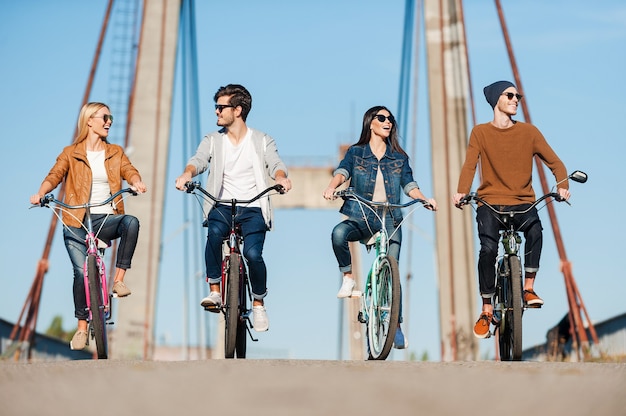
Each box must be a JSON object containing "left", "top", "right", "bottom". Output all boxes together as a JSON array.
[{"left": 483, "top": 80, "right": 516, "bottom": 109}]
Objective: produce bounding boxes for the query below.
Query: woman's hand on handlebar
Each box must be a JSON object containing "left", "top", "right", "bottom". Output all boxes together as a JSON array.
[
  {"left": 424, "top": 198, "right": 438, "bottom": 211},
  {"left": 323, "top": 187, "right": 337, "bottom": 200},
  {"left": 130, "top": 180, "right": 147, "bottom": 194}
]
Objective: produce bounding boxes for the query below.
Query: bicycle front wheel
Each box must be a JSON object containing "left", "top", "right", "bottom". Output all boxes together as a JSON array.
[
  {"left": 224, "top": 254, "right": 241, "bottom": 359},
  {"left": 87, "top": 254, "right": 107, "bottom": 359},
  {"left": 509, "top": 256, "right": 523, "bottom": 360},
  {"left": 498, "top": 256, "right": 523, "bottom": 361},
  {"left": 367, "top": 255, "right": 400, "bottom": 360}
]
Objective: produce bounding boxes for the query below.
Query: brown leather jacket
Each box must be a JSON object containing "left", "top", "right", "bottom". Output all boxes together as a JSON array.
[{"left": 42, "top": 140, "right": 141, "bottom": 228}]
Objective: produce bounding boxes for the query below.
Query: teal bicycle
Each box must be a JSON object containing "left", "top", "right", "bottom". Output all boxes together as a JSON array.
[{"left": 335, "top": 188, "right": 433, "bottom": 360}]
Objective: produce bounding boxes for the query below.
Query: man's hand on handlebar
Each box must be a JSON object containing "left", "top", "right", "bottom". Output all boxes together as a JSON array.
[
  {"left": 175, "top": 172, "right": 193, "bottom": 191},
  {"left": 274, "top": 176, "right": 291, "bottom": 193},
  {"left": 453, "top": 193, "right": 467, "bottom": 209},
  {"left": 557, "top": 187, "right": 570, "bottom": 202}
]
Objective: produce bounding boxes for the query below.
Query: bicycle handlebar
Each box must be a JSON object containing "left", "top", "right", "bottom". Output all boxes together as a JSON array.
[
  {"left": 184, "top": 181, "right": 285, "bottom": 205},
  {"left": 38, "top": 188, "right": 138, "bottom": 210},
  {"left": 334, "top": 187, "right": 433, "bottom": 210},
  {"left": 455, "top": 191, "right": 567, "bottom": 215}
]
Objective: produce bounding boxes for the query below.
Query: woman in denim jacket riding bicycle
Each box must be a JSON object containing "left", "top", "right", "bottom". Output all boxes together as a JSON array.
[{"left": 323, "top": 105, "right": 437, "bottom": 349}]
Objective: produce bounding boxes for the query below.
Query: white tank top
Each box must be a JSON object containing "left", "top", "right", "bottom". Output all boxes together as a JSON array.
[{"left": 87, "top": 150, "right": 114, "bottom": 214}]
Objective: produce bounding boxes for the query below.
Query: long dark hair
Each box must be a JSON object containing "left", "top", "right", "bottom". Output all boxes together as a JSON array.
[{"left": 354, "top": 106, "right": 407, "bottom": 157}]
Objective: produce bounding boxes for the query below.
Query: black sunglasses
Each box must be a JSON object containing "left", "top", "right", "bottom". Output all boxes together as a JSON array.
[
  {"left": 374, "top": 114, "right": 395, "bottom": 124},
  {"left": 92, "top": 114, "right": 114, "bottom": 123},
  {"left": 502, "top": 92, "right": 523, "bottom": 101},
  {"left": 215, "top": 104, "right": 235, "bottom": 112}
]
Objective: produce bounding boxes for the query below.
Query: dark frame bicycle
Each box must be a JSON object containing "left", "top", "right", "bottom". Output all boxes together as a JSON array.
[{"left": 457, "top": 170, "right": 587, "bottom": 360}]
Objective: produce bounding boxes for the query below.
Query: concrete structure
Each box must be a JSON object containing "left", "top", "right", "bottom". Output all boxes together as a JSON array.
[
  {"left": 112, "top": 0, "right": 181, "bottom": 360},
  {"left": 424, "top": 0, "right": 478, "bottom": 361}
]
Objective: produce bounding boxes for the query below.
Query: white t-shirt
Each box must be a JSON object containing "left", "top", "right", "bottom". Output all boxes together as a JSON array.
[
  {"left": 219, "top": 129, "right": 260, "bottom": 207},
  {"left": 87, "top": 150, "right": 114, "bottom": 214}
]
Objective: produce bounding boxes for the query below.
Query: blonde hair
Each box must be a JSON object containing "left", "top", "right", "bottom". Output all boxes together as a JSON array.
[{"left": 74, "top": 102, "right": 109, "bottom": 143}]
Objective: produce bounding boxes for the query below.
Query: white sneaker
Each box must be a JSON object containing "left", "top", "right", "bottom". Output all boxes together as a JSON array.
[
  {"left": 200, "top": 291, "right": 222, "bottom": 312},
  {"left": 336, "top": 277, "right": 356, "bottom": 298},
  {"left": 252, "top": 305, "right": 269, "bottom": 332}
]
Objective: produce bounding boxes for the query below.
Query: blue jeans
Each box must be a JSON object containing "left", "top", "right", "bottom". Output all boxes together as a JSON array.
[
  {"left": 63, "top": 214, "right": 140, "bottom": 320},
  {"left": 331, "top": 213, "right": 404, "bottom": 322},
  {"left": 205, "top": 205, "right": 268, "bottom": 300},
  {"left": 476, "top": 204, "right": 543, "bottom": 297}
]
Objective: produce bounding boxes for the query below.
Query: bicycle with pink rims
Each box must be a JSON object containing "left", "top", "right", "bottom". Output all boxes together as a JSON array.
[{"left": 36, "top": 188, "right": 138, "bottom": 359}]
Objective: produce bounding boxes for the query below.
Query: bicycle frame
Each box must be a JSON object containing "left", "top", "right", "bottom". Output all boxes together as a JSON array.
[
  {"left": 36, "top": 188, "right": 137, "bottom": 359},
  {"left": 185, "top": 181, "right": 284, "bottom": 359},
  {"left": 458, "top": 170, "right": 588, "bottom": 360},
  {"left": 335, "top": 187, "right": 432, "bottom": 360}
]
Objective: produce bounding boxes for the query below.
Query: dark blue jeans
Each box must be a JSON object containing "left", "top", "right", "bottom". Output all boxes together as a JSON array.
[
  {"left": 476, "top": 204, "right": 543, "bottom": 298},
  {"left": 331, "top": 213, "right": 404, "bottom": 322},
  {"left": 205, "top": 205, "right": 268, "bottom": 300},
  {"left": 63, "top": 214, "right": 140, "bottom": 320}
]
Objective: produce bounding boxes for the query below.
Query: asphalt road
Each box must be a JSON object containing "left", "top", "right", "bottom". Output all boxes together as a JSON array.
[{"left": 1, "top": 359, "right": 625, "bottom": 416}]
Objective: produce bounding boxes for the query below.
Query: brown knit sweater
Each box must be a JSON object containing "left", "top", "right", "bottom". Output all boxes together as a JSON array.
[{"left": 457, "top": 121, "right": 568, "bottom": 205}]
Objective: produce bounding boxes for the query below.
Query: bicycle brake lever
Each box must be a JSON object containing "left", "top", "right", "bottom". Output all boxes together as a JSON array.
[{"left": 275, "top": 184, "right": 285, "bottom": 194}]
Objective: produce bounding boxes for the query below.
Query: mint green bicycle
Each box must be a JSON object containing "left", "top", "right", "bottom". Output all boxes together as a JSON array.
[{"left": 335, "top": 188, "right": 432, "bottom": 360}]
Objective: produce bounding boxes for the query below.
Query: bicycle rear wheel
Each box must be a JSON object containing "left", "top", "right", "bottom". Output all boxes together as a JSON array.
[
  {"left": 224, "top": 254, "right": 241, "bottom": 359},
  {"left": 367, "top": 255, "right": 400, "bottom": 360},
  {"left": 87, "top": 254, "right": 107, "bottom": 359},
  {"left": 235, "top": 269, "right": 248, "bottom": 358}
]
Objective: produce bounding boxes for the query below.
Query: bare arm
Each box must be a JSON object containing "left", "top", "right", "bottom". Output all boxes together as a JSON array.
[
  {"left": 408, "top": 187, "right": 438, "bottom": 211},
  {"left": 323, "top": 174, "right": 346, "bottom": 200},
  {"left": 175, "top": 165, "right": 198, "bottom": 191}
]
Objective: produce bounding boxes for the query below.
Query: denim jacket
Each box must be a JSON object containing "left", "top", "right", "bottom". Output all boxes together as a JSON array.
[{"left": 334, "top": 144, "right": 419, "bottom": 225}]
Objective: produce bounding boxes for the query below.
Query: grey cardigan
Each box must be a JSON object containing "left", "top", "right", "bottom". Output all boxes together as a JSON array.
[{"left": 186, "top": 127, "right": 288, "bottom": 229}]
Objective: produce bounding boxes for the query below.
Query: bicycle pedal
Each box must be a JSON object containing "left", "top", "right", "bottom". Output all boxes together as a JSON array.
[
  {"left": 524, "top": 303, "right": 543, "bottom": 309},
  {"left": 203, "top": 306, "right": 221, "bottom": 313}
]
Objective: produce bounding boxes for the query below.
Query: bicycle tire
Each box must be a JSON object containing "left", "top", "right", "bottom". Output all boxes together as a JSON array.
[
  {"left": 224, "top": 254, "right": 240, "bottom": 359},
  {"left": 235, "top": 269, "right": 248, "bottom": 358},
  {"left": 87, "top": 254, "right": 107, "bottom": 359},
  {"left": 367, "top": 255, "right": 400, "bottom": 360},
  {"left": 509, "top": 256, "right": 523, "bottom": 360},
  {"left": 495, "top": 259, "right": 511, "bottom": 360}
]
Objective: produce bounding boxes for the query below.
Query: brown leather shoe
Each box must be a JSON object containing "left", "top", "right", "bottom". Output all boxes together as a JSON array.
[
  {"left": 473, "top": 312, "right": 492, "bottom": 339},
  {"left": 524, "top": 289, "right": 544, "bottom": 307}
]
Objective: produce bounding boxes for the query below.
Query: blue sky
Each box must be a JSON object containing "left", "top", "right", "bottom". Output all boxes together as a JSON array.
[{"left": 1, "top": 0, "right": 625, "bottom": 361}]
